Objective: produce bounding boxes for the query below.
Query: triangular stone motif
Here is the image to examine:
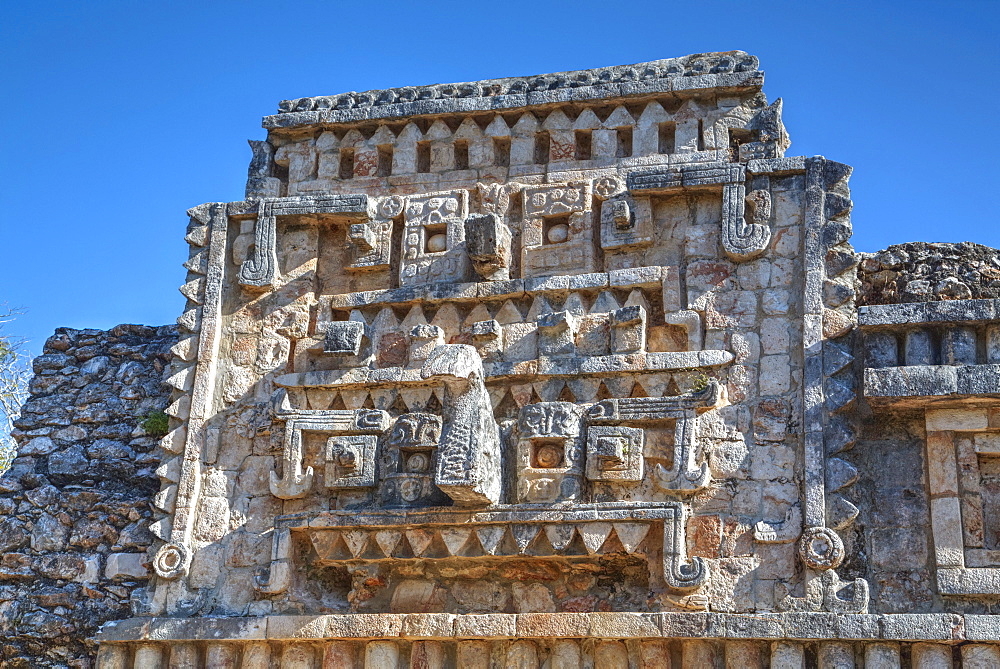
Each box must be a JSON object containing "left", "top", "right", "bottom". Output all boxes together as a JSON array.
[
  {"left": 476, "top": 526, "right": 506, "bottom": 555},
  {"left": 578, "top": 522, "right": 613, "bottom": 554},
  {"left": 545, "top": 524, "right": 576, "bottom": 552},
  {"left": 613, "top": 523, "right": 650, "bottom": 554},
  {"left": 405, "top": 529, "right": 436, "bottom": 557},
  {"left": 374, "top": 530, "right": 402, "bottom": 557},
  {"left": 440, "top": 527, "right": 473, "bottom": 556},
  {"left": 342, "top": 530, "right": 369, "bottom": 558},
  {"left": 511, "top": 524, "right": 540, "bottom": 554}
]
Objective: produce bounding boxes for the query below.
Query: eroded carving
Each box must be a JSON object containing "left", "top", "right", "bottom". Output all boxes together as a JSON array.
[
  {"left": 517, "top": 402, "right": 584, "bottom": 503},
  {"left": 421, "top": 345, "right": 501, "bottom": 505},
  {"left": 400, "top": 190, "right": 470, "bottom": 285},
  {"left": 269, "top": 390, "right": 390, "bottom": 499}
]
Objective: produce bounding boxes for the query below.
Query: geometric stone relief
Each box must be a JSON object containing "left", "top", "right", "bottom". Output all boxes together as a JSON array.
[
  {"left": 399, "top": 190, "right": 470, "bottom": 285},
  {"left": 237, "top": 194, "right": 370, "bottom": 289},
  {"left": 627, "top": 161, "right": 771, "bottom": 261},
  {"left": 585, "top": 425, "right": 644, "bottom": 482},
  {"left": 520, "top": 181, "right": 595, "bottom": 277},
  {"left": 922, "top": 407, "right": 1000, "bottom": 595},
  {"left": 586, "top": 380, "right": 722, "bottom": 493},
  {"left": 268, "top": 389, "right": 391, "bottom": 499},
  {"left": 266, "top": 501, "right": 707, "bottom": 594},
  {"left": 379, "top": 412, "right": 447, "bottom": 508},
  {"left": 516, "top": 402, "right": 584, "bottom": 503}
]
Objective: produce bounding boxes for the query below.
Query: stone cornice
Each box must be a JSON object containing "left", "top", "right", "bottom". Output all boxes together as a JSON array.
[
  {"left": 264, "top": 52, "right": 763, "bottom": 129},
  {"left": 98, "top": 612, "right": 1000, "bottom": 643}
]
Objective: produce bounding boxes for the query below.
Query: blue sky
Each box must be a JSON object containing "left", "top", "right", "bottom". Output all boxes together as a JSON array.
[{"left": 2, "top": 1, "right": 998, "bottom": 355}]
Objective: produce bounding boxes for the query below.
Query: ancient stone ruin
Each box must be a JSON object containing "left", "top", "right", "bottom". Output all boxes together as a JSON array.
[{"left": 8, "top": 50, "right": 1000, "bottom": 667}]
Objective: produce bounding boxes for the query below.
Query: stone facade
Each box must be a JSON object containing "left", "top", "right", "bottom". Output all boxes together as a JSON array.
[
  {"left": 10, "top": 51, "right": 1000, "bottom": 667},
  {"left": 3, "top": 325, "right": 175, "bottom": 667}
]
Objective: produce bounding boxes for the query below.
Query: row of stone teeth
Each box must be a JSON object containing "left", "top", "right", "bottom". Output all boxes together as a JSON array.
[
  {"left": 819, "top": 163, "right": 861, "bottom": 534},
  {"left": 294, "top": 373, "right": 701, "bottom": 415},
  {"left": 308, "top": 522, "right": 653, "bottom": 561},
  {"left": 149, "top": 205, "right": 212, "bottom": 541}
]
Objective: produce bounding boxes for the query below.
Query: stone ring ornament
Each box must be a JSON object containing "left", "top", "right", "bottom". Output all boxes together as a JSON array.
[
  {"left": 593, "top": 176, "right": 622, "bottom": 200},
  {"left": 153, "top": 542, "right": 191, "bottom": 580},
  {"left": 379, "top": 196, "right": 405, "bottom": 219},
  {"left": 798, "top": 526, "right": 845, "bottom": 570}
]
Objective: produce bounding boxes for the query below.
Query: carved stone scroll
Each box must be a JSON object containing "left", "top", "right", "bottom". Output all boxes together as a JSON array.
[
  {"left": 721, "top": 181, "right": 771, "bottom": 261},
  {"left": 238, "top": 203, "right": 278, "bottom": 289},
  {"left": 626, "top": 162, "right": 770, "bottom": 261},
  {"left": 663, "top": 503, "right": 708, "bottom": 592},
  {"left": 238, "top": 195, "right": 370, "bottom": 289},
  {"left": 587, "top": 380, "right": 721, "bottom": 494},
  {"left": 421, "top": 345, "right": 502, "bottom": 506},
  {"left": 269, "top": 390, "right": 390, "bottom": 499}
]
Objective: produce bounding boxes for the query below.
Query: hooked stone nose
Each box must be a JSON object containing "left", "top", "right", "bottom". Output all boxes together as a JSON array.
[{"left": 420, "top": 344, "right": 482, "bottom": 382}]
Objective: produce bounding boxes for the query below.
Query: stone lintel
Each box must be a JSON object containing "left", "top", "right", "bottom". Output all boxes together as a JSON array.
[
  {"left": 859, "top": 298, "right": 1000, "bottom": 327},
  {"left": 864, "top": 365, "right": 1000, "bottom": 400},
  {"left": 97, "top": 612, "right": 990, "bottom": 643}
]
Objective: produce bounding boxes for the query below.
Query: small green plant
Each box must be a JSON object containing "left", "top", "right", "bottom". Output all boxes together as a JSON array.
[
  {"left": 140, "top": 410, "right": 169, "bottom": 437},
  {"left": 691, "top": 372, "right": 711, "bottom": 392}
]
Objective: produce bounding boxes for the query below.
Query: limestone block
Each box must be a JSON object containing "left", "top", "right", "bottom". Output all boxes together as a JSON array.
[
  {"left": 962, "top": 644, "right": 1000, "bottom": 669},
  {"left": 457, "top": 641, "right": 490, "bottom": 669},
  {"left": 682, "top": 640, "right": 719, "bottom": 669},
  {"left": 911, "top": 643, "right": 953, "bottom": 669},
  {"left": 905, "top": 329, "right": 935, "bottom": 366},
  {"left": 865, "top": 332, "right": 899, "bottom": 368},
  {"left": 169, "top": 643, "right": 199, "bottom": 669},
  {"left": 505, "top": 640, "right": 538, "bottom": 669},
  {"left": 594, "top": 641, "right": 629, "bottom": 669},
  {"left": 987, "top": 325, "right": 1000, "bottom": 363},
  {"left": 771, "top": 641, "right": 805, "bottom": 669},
  {"left": 282, "top": 643, "right": 316, "bottom": 669},
  {"left": 639, "top": 640, "right": 671, "bottom": 668},
  {"left": 817, "top": 642, "right": 854, "bottom": 668},
  {"left": 324, "top": 321, "right": 366, "bottom": 356},
  {"left": 942, "top": 327, "right": 977, "bottom": 366},
  {"left": 95, "top": 645, "right": 128, "bottom": 669},
  {"left": 104, "top": 553, "right": 148, "bottom": 580},
  {"left": 926, "top": 409, "right": 989, "bottom": 432},
  {"left": 465, "top": 213, "right": 512, "bottom": 281},
  {"left": 930, "top": 497, "right": 965, "bottom": 567},
  {"left": 204, "top": 643, "right": 237, "bottom": 669},
  {"left": 864, "top": 643, "right": 900, "bottom": 669},
  {"left": 133, "top": 644, "right": 165, "bottom": 668},
  {"left": 611, "top": 305, "right": 647, "bottom": 353}
]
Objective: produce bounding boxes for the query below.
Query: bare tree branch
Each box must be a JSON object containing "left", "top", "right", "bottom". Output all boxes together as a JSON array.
[{"left": 0, "top": 305, "right": 31, "bottom": 474}]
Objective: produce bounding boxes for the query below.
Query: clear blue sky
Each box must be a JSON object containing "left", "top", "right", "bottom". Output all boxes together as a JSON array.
[{"left": 2, "top": 1, "right": 998, "bottom": 355}]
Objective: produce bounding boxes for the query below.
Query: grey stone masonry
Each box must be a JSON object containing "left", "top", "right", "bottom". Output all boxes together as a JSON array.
[
  {"left": 1, "top": 324, "right": 175, "bottom": 668},
  {"left": 267, "top": 51, "right": 762, "bottom": 127},
  {"left": 7, "top": 50, "right": 1000, "bottom": 668}
]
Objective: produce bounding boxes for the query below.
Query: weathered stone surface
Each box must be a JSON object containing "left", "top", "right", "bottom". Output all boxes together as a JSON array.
[
  {"left": 1, "top": 324, "right": 174, "bottom": 667},
  {"left": 11, "top": 51, "right": 1000, "bottom": 669}
]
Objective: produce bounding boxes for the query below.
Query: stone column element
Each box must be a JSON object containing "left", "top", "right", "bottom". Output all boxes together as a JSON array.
[{"left": 421, "top": 345, "right": 502, "bottom": 506}]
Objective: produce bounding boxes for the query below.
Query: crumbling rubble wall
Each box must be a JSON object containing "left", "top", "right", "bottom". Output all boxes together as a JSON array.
[{"left": 0, "top": 324, "right": 175, "bottom": 668}]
